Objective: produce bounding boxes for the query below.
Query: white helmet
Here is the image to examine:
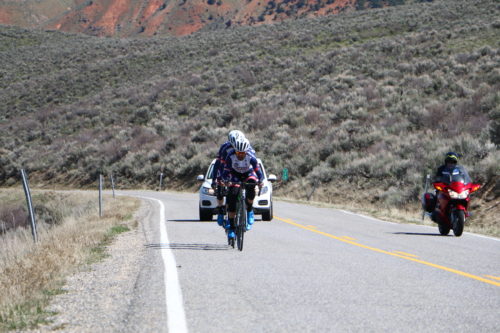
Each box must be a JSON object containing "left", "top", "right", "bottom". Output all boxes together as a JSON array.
[
  {"left": 228, "top": 130, "right": 245, "bottom": 148},
  {"left": 233, "top": 137, "right": 250, "bottom": 153}
]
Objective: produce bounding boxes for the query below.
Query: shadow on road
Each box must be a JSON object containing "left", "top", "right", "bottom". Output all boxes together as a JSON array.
[
  {"left": 146, "top": 243, "right": 229, "bottom": 250},
  {"left": 167, "top": 219, "right": 211, "bottom": 222},
  {"left": 392, "top": 232, "right": 450, "bottom": 237}
]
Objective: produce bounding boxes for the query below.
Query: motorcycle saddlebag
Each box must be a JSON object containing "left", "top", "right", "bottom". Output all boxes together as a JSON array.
[{"left": 422, "top": 193, "right": 436, "bottom": 213}]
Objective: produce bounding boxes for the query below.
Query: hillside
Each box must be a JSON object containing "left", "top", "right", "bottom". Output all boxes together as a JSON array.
[
  {"left": 0, "top": 0, "right": 499, "bottom": 233},
  {"left": 1, "top": 0, "right": 422, "bottom": 37}
]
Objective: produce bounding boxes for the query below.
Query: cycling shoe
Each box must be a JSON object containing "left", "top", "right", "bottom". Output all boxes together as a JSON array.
[
  {"left": 247, "top": 211, "right": 254, "bottom": 230},
  {"left": 217, "top": 214, "right": 224, "bottom": 226}
]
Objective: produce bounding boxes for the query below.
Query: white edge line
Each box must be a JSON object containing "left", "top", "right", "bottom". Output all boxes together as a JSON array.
[{"left": 138, "top": 196, "right": 188, "bottom": 333}]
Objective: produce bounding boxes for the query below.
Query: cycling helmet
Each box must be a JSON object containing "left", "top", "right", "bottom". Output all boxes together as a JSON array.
[
  {"left": 228, "top": 130, "right": 244, "bottom": 148},
  {"left": 444, "top": 152, "right": 459, "bottom": 164},
  {"left": 233, "top": 137, "right": 250, "bottom": 153}
]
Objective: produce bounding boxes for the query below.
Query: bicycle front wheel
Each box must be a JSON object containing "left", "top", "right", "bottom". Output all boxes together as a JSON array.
[{"left": 236, "top": 197, "right": 247, "bottom": 251}]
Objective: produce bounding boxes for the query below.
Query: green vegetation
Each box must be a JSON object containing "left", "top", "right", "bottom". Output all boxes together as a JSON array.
[{"left": 0, "top": 0, "right": 498, "bottom": 233}]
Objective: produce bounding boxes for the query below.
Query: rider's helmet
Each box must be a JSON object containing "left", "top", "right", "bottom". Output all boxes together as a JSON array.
[
  {"left": 444, "top": 152, "right": 459, "bottom": 164},
  {"left": 233, "top": 137, "right": 250, "bottom": 153},
  {"left": 228, "top": 130, "right": 245, "bottom": 148}
]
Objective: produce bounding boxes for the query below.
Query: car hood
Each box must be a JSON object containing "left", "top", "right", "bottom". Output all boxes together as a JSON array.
[{"left": 201, "top": 179, "right": 212, "bottom": 189}]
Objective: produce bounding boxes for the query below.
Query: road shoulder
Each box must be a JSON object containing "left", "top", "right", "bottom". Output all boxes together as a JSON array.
[{"left": 39, "top": 200, "right": 150, "bottom": 332}]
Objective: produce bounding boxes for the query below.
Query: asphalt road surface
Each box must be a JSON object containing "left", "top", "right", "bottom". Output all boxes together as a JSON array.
[
  {"left": 113, "top": 192, "right": 500, "bottom": 332},
  {"left": 102, "top": 190, "right": 499, "bottom": 333}
]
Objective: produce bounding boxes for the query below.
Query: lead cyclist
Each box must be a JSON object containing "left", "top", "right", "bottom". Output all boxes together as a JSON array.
[
  {"left": 213, "top": 130, "right": 255, "bottom": 227},
  {"left": 221, "top": 137, "right": 263, "bottom": 241}
]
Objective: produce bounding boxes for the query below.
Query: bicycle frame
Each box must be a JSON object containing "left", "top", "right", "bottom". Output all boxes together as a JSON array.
[{"left": 228, "top": 181, "right": 255, "bottom": 251}]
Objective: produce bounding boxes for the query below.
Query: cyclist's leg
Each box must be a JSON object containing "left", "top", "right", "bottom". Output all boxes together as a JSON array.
[
  {"left": 244, "top": 175, "right": 258, "bottom": 229},
  {"left": 226, "top": 185, "right": 239, "bottom": 238},
  {"left": 216, "top": 184, "right": 226, "bottom": 226}
]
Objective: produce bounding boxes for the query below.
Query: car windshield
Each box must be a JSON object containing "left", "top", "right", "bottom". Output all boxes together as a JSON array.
[
  {"left": 206, "top": 163, "right": 215, "bottom": 180},
  {"left": 258, "top": 162, "right": 268, "bottom": 180}
]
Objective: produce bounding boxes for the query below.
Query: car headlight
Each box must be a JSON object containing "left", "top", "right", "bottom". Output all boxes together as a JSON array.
[
  {"left": 259, "top": 186, "right": 269, "bottom": 195},
  {"left": 201, "top": 187, "right": 215, "bottom": 196},
  {"left": 448, "top": 189, "right": 469, "bottom": 199}
]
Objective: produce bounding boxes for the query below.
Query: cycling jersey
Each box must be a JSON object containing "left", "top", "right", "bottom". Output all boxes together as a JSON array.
[
  {"left": 213, "top": 141, "right": 232, "bottom": 181},
  {"left": 222, "top": 150, "right": 263, "bottom": 183},
  {"left": 214, "top": 142, "right": 255, "bottom": 181}
]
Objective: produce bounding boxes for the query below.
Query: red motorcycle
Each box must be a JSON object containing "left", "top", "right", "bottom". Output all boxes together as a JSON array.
[{"left": 430, "top": 174, "right": 481, "bottom": 236}]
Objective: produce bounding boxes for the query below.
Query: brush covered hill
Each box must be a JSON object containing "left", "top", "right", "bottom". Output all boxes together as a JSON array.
[
  {"left": 0, "top": 0, "right": 499, "bottom": 231},
  {"left": 1, "top": 0, "right": 426, "bottom": 37}
]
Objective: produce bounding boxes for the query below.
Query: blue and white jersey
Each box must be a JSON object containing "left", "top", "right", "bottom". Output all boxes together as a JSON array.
[
  {"left": 213, "top": 141, "right": 232, "bottom": 180},
  {"left": 222, "top": 150, "right": 263, "bottom": 182},
  {"left": 214, "top": 142, "right": 255, "bottom": 180}
]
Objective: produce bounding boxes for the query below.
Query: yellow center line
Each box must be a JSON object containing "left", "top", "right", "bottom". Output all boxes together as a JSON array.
[
  {"left": 275, "top": 216, "right": 500, "bottom": 287},
  {"left": 306, "top": 225, "right": 318, "bottom": 229},
  {"left": 342, "top": 236, "right": 356, "bottom": 240},
  {"left": 393, "top": 251, "right": 419, "bottom": 258},
  {"left": 484, "top": 275, "right": 500, "bottom": 281}
]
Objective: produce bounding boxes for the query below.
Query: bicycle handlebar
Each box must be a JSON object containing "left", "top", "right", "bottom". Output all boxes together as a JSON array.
[{"left": 224, "top": 181, "right": 263, "bottom": 196}]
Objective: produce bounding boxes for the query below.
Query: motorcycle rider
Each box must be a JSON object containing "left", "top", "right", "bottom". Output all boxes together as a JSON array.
[
  {"left": 435, "top": 152, "right": 471, "bottom": 184},
  {"left": 222, "top": 137, "right": 263, "bottom": 241},
  {"left": 432, "top": 152, "right": 472, "bottom": 222}
]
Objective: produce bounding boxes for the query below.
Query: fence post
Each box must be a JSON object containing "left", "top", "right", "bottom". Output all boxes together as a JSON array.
[
  {"left": 99, "top": 174, "right": 103, "bottom": 217},
  {"left": 20, "top": 169, "right": 38, "bottom": 243},
  {"left": 306, "top": 180, "right": 318, "bottom": 201},
  {"left": 159, "top": 172, "right": 164, "bottom": 191},
  {"left": 110, "top": 174, "right": 115, "bottom": 199}
]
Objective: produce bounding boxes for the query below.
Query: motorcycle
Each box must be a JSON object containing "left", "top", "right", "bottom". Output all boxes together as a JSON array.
[{"left": 423, "top": 173, "right": 480, "bottom": 237}]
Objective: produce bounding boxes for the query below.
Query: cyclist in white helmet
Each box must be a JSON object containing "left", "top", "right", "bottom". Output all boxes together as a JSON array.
[
  {"left": 213, "top": 130, "right": 254, "bottom": 226},
  {"left": 221, "top": 137, "right": 263, "bottom": 241},
  {"left": 212, "top": 130, "right": 244, "bottom": 226}
]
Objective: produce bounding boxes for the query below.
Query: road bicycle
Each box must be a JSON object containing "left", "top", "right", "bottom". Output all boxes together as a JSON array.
[{"left": 226, "top": 181, "right": 259, "bottom": 251}]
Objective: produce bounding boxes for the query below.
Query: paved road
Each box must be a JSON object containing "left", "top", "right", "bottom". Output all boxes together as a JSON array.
[{"left": 119, "top": 190, "right": 499, "bottom": 332}]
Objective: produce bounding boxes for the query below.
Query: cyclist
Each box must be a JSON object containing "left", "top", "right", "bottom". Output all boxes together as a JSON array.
[
  {"left": 222, "top": 137, "right": 263, "bottom": 241},
  {"left": 213, "top": 130, "right": 255, "bottom": 227},
  {"left": 213, "top": 130, "right": 244, "bottom": 226}
]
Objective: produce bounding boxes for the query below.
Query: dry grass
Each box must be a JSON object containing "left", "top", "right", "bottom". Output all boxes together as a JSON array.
[
  {"left": 276, "top": 182, "right": 500, "bottom": 238},
  {"left": 0, "top": 190, "right": 140, "bottom": 331}
]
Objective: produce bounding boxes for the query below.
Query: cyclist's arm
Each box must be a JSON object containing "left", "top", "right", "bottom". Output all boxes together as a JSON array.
[
  {"left": 250, "top": 157, "right": 264, "bottom": 183},
  {"left": 221, "top": 155, "right": 234, "bottom": 182}
]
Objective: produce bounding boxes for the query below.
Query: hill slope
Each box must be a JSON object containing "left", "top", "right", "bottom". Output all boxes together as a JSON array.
[
  {"left": 1, "top": 0, "right": 420, "bottom": 37},
  {"left": 0, "top": 0, "right": 498, "bottom": 233}
]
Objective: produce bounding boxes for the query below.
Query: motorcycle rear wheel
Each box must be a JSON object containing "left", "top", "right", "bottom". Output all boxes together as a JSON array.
[{"left": 452, "top": 210, "right": 465, "bottom": 237}]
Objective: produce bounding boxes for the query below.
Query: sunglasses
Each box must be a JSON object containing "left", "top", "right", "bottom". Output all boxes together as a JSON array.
[{"left": 235, "top": 151, "right": 246, "bottom": 158}]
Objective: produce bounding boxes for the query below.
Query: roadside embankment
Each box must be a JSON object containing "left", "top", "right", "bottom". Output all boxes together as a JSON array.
[{"left": 0, "top": 189, "right": 140, "bottom": 331}]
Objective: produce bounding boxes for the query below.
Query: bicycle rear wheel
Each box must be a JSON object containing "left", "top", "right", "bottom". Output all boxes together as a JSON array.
[{"left": 236, "top": 197, "right": 247, "bottom": 251}]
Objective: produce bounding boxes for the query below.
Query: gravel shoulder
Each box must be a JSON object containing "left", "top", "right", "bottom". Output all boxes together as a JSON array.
[{"left": 37, "top": 200, "right": 151, "bottom": 332}]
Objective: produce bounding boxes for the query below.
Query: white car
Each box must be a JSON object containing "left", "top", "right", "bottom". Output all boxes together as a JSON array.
[{"left": 197, "top": 158, "right": 277, "bottom": 222}]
